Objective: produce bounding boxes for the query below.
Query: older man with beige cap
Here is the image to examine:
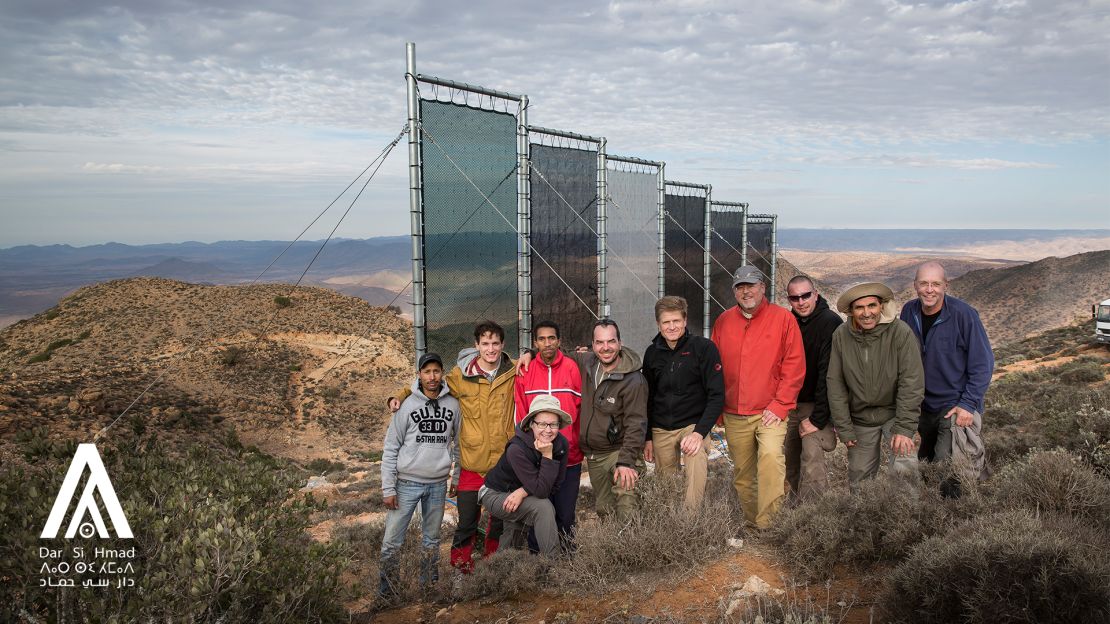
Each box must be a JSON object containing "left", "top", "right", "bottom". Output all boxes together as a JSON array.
[{"left": 826, "top": 282, "right": 924, "bottom": 492}]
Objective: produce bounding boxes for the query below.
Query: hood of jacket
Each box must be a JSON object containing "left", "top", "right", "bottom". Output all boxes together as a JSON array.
[
  {"left": 457, "top": 346, "right": 514, "bottom": 379},
  {"left": 792, "top": 295, "right": 832, "bottom": 324}
]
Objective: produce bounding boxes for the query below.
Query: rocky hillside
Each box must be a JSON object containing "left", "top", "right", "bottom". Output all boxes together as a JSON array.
[
  {"left": 944, "top": 250, "right": 1109, "bottom": 345},
  {"left": 0, "top": 277, "right": 414, "bottom": 466}
]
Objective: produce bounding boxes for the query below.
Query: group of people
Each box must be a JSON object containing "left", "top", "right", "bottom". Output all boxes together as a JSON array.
[{"left": 376, "top": 260, "right": 994, "bottom": 597}]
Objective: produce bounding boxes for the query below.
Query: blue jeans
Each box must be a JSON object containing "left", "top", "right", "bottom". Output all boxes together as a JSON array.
[{"left": 379, "top": 478, "right": 447, "bottom": 597}]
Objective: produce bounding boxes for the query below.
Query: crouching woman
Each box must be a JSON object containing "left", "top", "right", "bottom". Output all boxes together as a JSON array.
[{"left": 479, "top": 394, "right": 570, "bottom": 557}]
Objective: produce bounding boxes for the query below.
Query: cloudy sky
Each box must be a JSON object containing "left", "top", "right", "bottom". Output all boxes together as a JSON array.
[{"left": 1, "top": 0, "right": 1107, "bottom": 246}]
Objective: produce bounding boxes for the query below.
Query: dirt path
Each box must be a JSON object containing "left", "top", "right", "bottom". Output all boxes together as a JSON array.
[{"left": 367, "top": 543, "right": 879, "bottom": 623}]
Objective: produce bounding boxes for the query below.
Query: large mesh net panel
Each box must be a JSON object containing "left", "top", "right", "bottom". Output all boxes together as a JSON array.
[
  {"left": 664, "top": 191, "right": 707, "bottom": 336},
  {"left": 528, "top": 143, "right": 599, "bottom": 349},
  {"left": 606, "top": 166, "right": 661, "bottom": 352},
  {"left": 747, "top": 219, "right": 775, "bottom": 293},
  {"left": 710, "top": 207, "right": 744, "bottom": 328},
  {"left": 420, "top": 100, "right": 519, "bottom": 359}
]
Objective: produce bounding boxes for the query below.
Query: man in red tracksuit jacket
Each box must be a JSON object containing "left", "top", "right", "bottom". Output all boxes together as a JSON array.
[
  {"left": 711, "top": 266, "right": 806, "bottom": 529},
  {"left": 513, "top": 320, "right": 582, "bottom": 551}
]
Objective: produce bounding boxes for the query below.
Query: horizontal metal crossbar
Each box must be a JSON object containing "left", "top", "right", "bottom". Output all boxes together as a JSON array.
[
  {"left": 527, "top": 125, "right": 604, "bottom": 143},
  {"left": 415, "top": 73, "right": 524, "bottom": 102}
]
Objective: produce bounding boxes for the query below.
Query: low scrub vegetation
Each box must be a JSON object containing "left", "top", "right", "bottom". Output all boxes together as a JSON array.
[
  {"left": 2, "top": 435, "right": 349, "bottom": 623},
  {"left": 881, "top": 510, "right": 1110, "bottom": 624}
]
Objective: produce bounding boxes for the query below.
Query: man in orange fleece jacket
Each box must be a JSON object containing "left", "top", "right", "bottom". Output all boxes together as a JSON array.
[{"left": 711, "top": 266, "right": 805, "bottom": 529}]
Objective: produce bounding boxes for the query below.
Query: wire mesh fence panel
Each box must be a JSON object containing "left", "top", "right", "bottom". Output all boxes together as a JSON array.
[
  {"left": 710, "top": 208, "right": 744, "bottom": 328},
  {"left": 606, "top": 167, "right": 661, "bottom": 352},
  {"left": 420, "top": 100, "right": 519, "bottom": 359},
  {"left": 665, "top": 193, "right": 707, "bottom": 336},
  {"left": 529, "top": 144, "right": 599, "bottom": 350},
  {"left": 747, "top": 220, "right": 774, "bottom": 293}
]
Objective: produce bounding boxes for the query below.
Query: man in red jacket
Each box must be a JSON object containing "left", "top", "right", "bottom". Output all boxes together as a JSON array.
[
  {"left": 513, "top": 320, "right": 582, "bottom": 551},
  {"left": 711, "top": 266, "right": 806, "bottom": 529}
]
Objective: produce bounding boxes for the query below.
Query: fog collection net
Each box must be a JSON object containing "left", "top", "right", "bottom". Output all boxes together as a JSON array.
[
  {"left": 664, "top": 192, "right": 707, "bottom": 337},
  {"left": 529, "top": 143, "right": 599, "bottom": 349},
  {"left": 420, "top": 100, "right": 519, "bottom": 357},
  {"left": 606, "top": 166, "right": 661, "bottom": 351},
  {"left": 710, "top": 208, "right": 744, "bottom": 328},
  {"left": 747, "top": 220, "right": 774, "bottom": 292}
]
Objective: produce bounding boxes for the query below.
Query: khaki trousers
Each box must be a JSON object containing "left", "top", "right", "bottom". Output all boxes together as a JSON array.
[
  {"left": 723, "top": 413, "right": 787, "bottom": 529},
  {"left": 586, "top": 450, "right": 642, "bottom": 524},
  {"left": 847, "top": 418, "right": 919, "bottom": 493},
  {"left": 784, "top": 402, "right": 837, "bottom": 501},
  {"left": 651, "top": 424, "right": 709, "bottom": 510}
]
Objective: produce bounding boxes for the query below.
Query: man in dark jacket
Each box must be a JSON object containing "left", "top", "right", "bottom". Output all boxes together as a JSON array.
[
  {"left": 784, "top": 276, "right": 842, "bottom": 501},
  {"left": 642, "top": 296, "right": 724, "bottom": 510},
  {"left": 571, "top": 319, "right": 648, "bottom": 523},
  {"left": 479, "top": 394, "right": 570, "bottom": 558},
  {"left": 900, "top": 262, "right": 993, "bottom": 488}
]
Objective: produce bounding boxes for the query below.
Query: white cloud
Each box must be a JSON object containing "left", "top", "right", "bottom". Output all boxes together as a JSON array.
[{"left": 0, "top": 0, "right": 1106, "bottom": 244}]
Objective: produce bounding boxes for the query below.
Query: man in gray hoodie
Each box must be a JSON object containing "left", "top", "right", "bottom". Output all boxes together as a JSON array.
[{"left": 379, "top": 352, "right": 461, "bottom": 599}]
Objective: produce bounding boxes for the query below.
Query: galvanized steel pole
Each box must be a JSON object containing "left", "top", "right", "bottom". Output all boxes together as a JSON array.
[
  {"left": 657, "top": 163, "right": 666, "bottom": 297},
  {"left": 597, "top": 138, "right": 609, "bottom": 318},
  {"left": 770, "top": 214, "right": 779, "bottom": 304},
  {"left": 405, "top": 43, "right": 426, "bottom": 363},
  {"left": 517, "top": 96, "right": 531, "bottom": 353},
  {"left": 741, "top": 205, "right": 749, "bottom": 268},
  {"left": 703, "top": 186, "right": 713, "bottom": 337}
]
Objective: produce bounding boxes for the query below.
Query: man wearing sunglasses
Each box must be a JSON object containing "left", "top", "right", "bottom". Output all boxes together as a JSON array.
[{"left": 784, "top": 276, "right": 842, "bottom": 502}]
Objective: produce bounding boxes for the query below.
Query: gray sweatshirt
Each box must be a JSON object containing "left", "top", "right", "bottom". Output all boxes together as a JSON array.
[{"left": 381, "top": 378, "right": 461, "bottom": 497}]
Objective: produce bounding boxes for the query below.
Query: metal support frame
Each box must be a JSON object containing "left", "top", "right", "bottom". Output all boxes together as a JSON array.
[
  {"left": 405, "top": 43, "right": 426, "bottom": 362},
  {"left": 747, "top": 213, "right": 778, "bottom": 304},
  {"left": 517, "top": 96, "right": 531, "bottom": 351},
  {"left": 597, "top": 139, "right": 609, "bottom": 318},
  {"left": 770, "top": 215, "right": 778, "bottom": 304},
  {"left": 657, "top": 164, "right": 666, "bottom": 297},
  {"left": 409, "top": 42, "right": 530, "bottom": 355},
  {"left": 416, "top": 73, "right": 524, "bottom": 102},
  {"left": 741, "top": 209, "right": 749, "bottom": 267},
  {"left": 702, "top": 187, "right": 713, "bottom": 337}
]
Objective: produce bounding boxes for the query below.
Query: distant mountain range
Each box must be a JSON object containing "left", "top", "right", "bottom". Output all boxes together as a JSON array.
[{"left": 1, "top": 230, "right": 1107, "bottom": 328}]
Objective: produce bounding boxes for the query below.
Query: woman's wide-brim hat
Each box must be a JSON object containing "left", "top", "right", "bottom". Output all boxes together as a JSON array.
[{"left": 520, "top": 394, "right": 573, "bottom": 430}]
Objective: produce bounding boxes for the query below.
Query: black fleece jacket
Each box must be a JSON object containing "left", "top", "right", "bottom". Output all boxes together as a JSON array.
[
  {"left": 482, "top": 427, "right": 568, "bottom": 499},
  {"left": 642, "top": 330, "right": 725, "bottom": 439},
  {"left": 792, "top": 295, "right": 842, "bottom": 429}
]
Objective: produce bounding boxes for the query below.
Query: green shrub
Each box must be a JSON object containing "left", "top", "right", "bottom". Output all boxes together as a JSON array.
[
  {"left": 274, "top": 296, "right": 293, "bottom": 308},
  {"left": 881, "top": 511, "right": 1110, "bottom": 624},
  {"left": 306, "top": 458, "right": 346, "bottom": 474},
  {"left": 1, "top": 442, "right": 349, "bottom": 623},
  {"left": 560, "top": 471, "right": 742, "bottom": 592},
  {"left": 43, "top": 308, "right": 59, "bottom": 320},
  {"left": 27, "top": 350, "right": 51, "bottom": 363},
  {"left": 46, "top": 338, "right": 73, "bottom": 351},
  {"left": 320, "top": 386, "right": 341, "bottom": 401},
  {"left": 769, "top": 469, "right": 982, "bottom": 580},
  {"left": 1057, "top": 359, "right": 1107, "bottom": 384},
  {"left": 990, "top": 448, "right": 1110, "bottom": 531}
]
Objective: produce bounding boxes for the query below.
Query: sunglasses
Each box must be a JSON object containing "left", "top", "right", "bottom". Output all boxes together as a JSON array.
[{"left": 787, "top": 291, "right": 814, "bottom": 303}]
